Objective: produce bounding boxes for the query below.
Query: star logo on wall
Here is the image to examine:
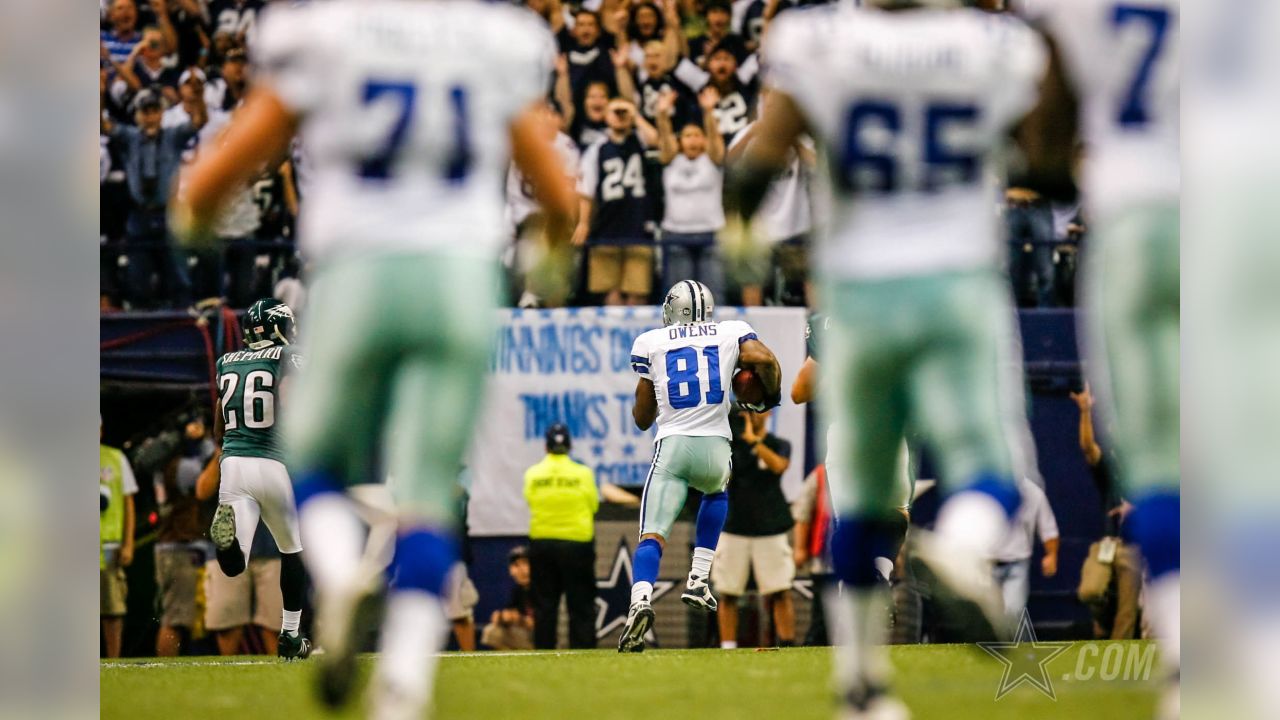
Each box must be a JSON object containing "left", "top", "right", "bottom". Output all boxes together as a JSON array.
[
  {"left": 594, "top": 538, "right": 676, "bottom": 642},
  {"left": 977, "top": 610, "right": 1072, "bottom": 701}
]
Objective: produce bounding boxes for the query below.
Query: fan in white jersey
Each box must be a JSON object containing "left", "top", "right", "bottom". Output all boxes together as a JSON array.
[
  {"left": 1021, "top": 1, "right": 1180, "bottom": 714},
  {"left": 617, "top": 279, "right": 781, "bottom": 653},
  {"left": 726, "top": 1, "right": 1049, "bottom": 715},
  {"left": 170, "top": 2, "right": 577, "bottom": 717}
]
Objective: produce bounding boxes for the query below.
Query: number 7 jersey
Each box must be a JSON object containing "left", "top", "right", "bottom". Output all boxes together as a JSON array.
[
  {"left": 763, "top": 5, "right": 1047, "bottom": 280},
  {"left": 253, "top": 0, "right": 556, "bottom": 262},
  {"left": 631, "top": 320, "right": 759, "bottom": 442}
]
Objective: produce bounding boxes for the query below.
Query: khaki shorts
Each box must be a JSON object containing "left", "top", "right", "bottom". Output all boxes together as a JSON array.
[
  {"left": 204, "top": 558, "right": 283, "bottom": 632},
  {"left": 480, "top": 622, "right": 534, "bottom": 650},
  {"left": 712, "top": 532, "right": 795, "bottom": 596},
  {"left": 587, "top": 245, "right": 653, "bottom": 296},
  {"left": 155, "top": 544, "right": 201, "bottom": 628},
  {"left": 443, "top": 562, "right": 479, "bottom": 622},
  {"left": 101, "top": 566, "right": 127, "bottom": 617}
]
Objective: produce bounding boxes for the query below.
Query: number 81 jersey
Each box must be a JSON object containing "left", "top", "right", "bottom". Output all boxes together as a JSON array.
[
  {"left": 631, "top": 320, "right": 759, "bottom": 442},
  {"left": 217, "top": 346, "right": 296, "bottom": 463},
  {"left": 763, "top": 4, "right": 1047, "bottom": 280}
]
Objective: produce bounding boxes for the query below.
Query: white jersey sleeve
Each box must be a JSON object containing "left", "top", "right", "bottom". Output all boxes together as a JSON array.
[
  {"left": 762, "top": 10, "right": 828, "bottom": 124},
  {"left": 630, "top": 332, "right": 653, "bottom": 379},
  {"left": 986, "top": 15, "right": 1050, "bottom": 130}
]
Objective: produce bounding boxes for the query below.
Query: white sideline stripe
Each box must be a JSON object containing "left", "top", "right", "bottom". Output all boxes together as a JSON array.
[{"left": 102, "top": 651, "right": 573, "bottom": 669}]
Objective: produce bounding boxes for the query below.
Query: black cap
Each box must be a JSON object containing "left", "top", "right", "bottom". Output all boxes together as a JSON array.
[
  {"left": 508, "top": 545, "right": 529, "bottom": 564},
  {"left": 131, "top": 88, "right": 162, "bottom": 112},
  {"left": 545, "top": 423, "right": 571, "bottom": 454},
  {"left": 224, "top": 47, "right": 248, "bottom": 63}
]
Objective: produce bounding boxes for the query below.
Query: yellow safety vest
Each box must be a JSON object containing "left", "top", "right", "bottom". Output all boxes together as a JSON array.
[{"left": 523, "top": 454, "right": 599, "bottom": 542}]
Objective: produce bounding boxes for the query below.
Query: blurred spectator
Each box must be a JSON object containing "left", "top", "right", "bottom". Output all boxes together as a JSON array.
[
  {"left": 989, "top": 476, "right": 1060, "bottom": 625},
  {"left": 102, "top": 88, "right": 207, "bottom": 308},
  {"left": 726, "top": 103, "right": 814, "bottom": 306},
  {"left": 522, "top": 424, "right": 599, "bottom": 649},
  {"left": 1006, "top": 187, "right": 1057, "bottom": 307},
  {"left": 118, "top": 23, "right": 183, "bottom": 106},
  {"left": 208, "top": 46, "right": 249, "bottom": 112},
  {"left": 713, "top": 410, "right": 795, "bottom": 648},
  {"left": 620, "top": 1, "right": 680, "bottom": 78},
  {"left": 656, "top": 86, "right": 726, "bottom": 300},
  {"left": 443, "top": 563, "right": 480, "bottom": 651},
  {"left": 101, "top": 0, "right": 143, "bottom": 65},
  {"left": 636, "top": 40, "right": 698, "bottom": 130},
  {"left": 207, "top": 0, "right": 262, "bottom": 46},
  {"left": 100, "top": 418, "right": 138, "bottom": 658},
  {"left": 569, "top": 80, "right": 611, "bottom": 149},
  {"left": 792, "top": 463, "right": 835, "bottom": 646},
  {"left": 695, "top": 44, "right": 756, "bottom": 148},
  {"left": 196, "top": 449, "right": 285, "bottom": 655},
  {"left": 688, "top": 2, "right": 744, "bottom": 69},
  {"left": 559, "top": 9, "right": 619, "bottom": 110},
  {"left": 153, "top": 418, "right": 215, "bottom": 656},
  {"left": 480, "top": 547, "right": 536, "bottom": 650},
  {"left": 1072, "top": 385, "right": 1143, "bottom": 640},
  {"left": 573, "top": 98, "right": 659, "bottom": 305},
  {"left": 162, "top": 69, "right": 227, "bottom": 129}
]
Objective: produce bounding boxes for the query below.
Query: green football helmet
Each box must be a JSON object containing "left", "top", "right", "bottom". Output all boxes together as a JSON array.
[{"left": 243, "top": 298, "right": 295, "bottom": 350}]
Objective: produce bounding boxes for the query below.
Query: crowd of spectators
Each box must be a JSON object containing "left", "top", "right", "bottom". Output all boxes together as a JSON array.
[{"left": 100, "top": 0, "right": 1083, "bottom": 312}]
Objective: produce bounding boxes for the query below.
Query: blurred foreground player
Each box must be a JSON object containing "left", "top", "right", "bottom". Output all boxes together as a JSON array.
[
  {"left": 171, "top": 1, "right": 577, "bottom": 716},
  {"left": 1025, "top": 2, "right": 1180, "bottom": 713},
  {"left": 210, "top": 298, "right": 311, "bottom": 661},
  {"left": 619, "top": 280, "right": 781, "bottom": 652},
  {"left": 730, "top": 0, "right": 1047, "bottom": 714}
]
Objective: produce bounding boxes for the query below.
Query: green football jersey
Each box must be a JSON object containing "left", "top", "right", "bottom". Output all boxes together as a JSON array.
[{"left": 216, "top": 345, "right": 298, "bottom": 462}]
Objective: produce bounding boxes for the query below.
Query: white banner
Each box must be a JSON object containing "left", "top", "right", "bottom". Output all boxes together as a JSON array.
[{"left": 467, "top": 306, "right": 809, "bottom": 537}]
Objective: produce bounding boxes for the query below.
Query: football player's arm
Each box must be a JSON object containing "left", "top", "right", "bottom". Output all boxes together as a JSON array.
[
  {"left": 510, "top": 103, "right": 579, "bottom": 237},
  {"left": 723, "top": 89, "right": 806, "bottom": 220},
  {"left": 195, "top": 448, "right": 222, "bottom": 501},
  {"left": 738, "top": 337, "right": 782, "bottom": 408},
  {"left": 213, "top": 398, "right": 225, "bottom": 443},
  {"left": 633, "top": 378, "right": 658, "bottom": 430},
  {"left": 790, "top": 355, "right": 817, "bottom": 405},
  {"left": 702, "top": 89, "right": 725, "bottom": 165},
  {"left": 600, "top": 482, "right": 641, "bottom": 508},
  {"left": 553, "top": 54, "right": 575, "bottom": 131},
  {"left": 171, "top": 87, "right": 299, "bottom": 248},
  {"left": 1011, "top": 31, "right": 1078, "bottom": 202}
]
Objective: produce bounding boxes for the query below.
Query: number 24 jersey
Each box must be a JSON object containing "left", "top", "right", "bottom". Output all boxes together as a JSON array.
[{"left": 630, "top": 320, "right": 759, "bottom": 443}]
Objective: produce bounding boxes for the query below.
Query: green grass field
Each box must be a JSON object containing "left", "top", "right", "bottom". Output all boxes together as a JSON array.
[{"left": 102, "top": 643, "right": 1159, "bottom": 720}]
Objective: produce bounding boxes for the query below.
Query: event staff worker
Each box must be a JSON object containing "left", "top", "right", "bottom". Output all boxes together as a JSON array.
[{"left": 523, "top": 424, "right": 639, "bottom": 649}]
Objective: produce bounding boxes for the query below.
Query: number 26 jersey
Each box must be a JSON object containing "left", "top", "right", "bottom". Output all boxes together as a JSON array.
[{"left": 630, "top": 320, "right": 758, "bottom": 443}]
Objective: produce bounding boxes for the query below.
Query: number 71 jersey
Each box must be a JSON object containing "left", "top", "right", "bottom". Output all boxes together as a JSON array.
[
  {"left": 763, "top": 5, "right": 1047, "bottom": 280},
  {"left": 631, "top": 320, "right": 759, "bottom": 443}
]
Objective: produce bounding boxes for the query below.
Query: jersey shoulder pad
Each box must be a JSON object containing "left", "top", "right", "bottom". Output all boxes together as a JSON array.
[
  {"left": 253, "top": 2, "right": 331, "bottom": 115},
  {"left": 720, "top": 319, "right": 758, "bottom": 344}
]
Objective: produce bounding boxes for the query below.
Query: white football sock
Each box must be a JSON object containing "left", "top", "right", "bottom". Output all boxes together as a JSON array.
[
  {"left": 721, "top": 640, "right": 738, "bottom": 649},
  {"left": 936, "top": 490, "right": 1010, "bottom": 558},
  {"left": 298, "top": 493, "right": 364, "bottom": 594},
  {"left": 631, "top": 581, "right": 654, "bottom": 605},
  {"left": 373, "top": 591, "right": 448, "bottom": 711},
  {"left": 281, "top": 609, "right": 301, "bottom": 635},
  {"left": 690, "top": 547, "right": 715, "bottom": 579},
  {"left": 825, "top": 584, "right": 892, "bottom": 694},
  {"left": 1145, "top": 572, "right": 1180, "bottom": 670}
]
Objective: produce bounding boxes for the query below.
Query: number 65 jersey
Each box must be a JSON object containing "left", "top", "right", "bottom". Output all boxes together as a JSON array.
[
  {"left": 253, "top": 0, "right": 556, "bottom": 262},
  {"left": 631, "top": 320, "right": 759, "bottom": 443},
  {"left": 763, "top": 5, "right": 1047, "bottom": 280}
]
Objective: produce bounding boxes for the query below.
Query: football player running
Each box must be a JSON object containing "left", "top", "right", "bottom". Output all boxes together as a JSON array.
[
  {"left": 1022, "top": 1, "right": 1180, "bottom": 714},
  {"left": 211, "top": 298, "right": 311, "bottom": 661},
  {"left": 618, "top": 280, "right": 782, "bottom": 653},
  {"left": 170, "top": 1, "right": 576, "bottom": 717},
  {"left": 727, "top": 0, "right": 1047, "bottom": 714}
]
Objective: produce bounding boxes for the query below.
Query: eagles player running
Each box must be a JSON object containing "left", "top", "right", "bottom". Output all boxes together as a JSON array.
[
  {"left": 211, "top": 298, "right": 311, "bottom": 660},
  {"left": 618, "top": 280, "right": 781, "bottom": 652},
  {"left": 171, "top": 1, "right": 576, "bottom": 717},
  {"left": 1023, "top": 2, "right": 1181, "bottom": 712},
  {"left": 729, "top": 1, "right": 1047, "bottom": 714}
]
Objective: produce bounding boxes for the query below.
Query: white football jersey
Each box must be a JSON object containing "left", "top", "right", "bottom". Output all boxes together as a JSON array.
[
  {"left": 253, "top": 0, "right": 555, "bottom": 261},
  {"left": 764, "top": 6, "right": 1047, "bottom": 279},
  {"left": 630, "top": 319, "right": 759, "bottom": 443},
  {"left": 1029, "top": 0, "right": 1179, "bottom": 220}
]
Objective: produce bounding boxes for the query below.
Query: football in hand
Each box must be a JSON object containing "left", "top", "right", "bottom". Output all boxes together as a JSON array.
[{"left": 732, "top": 368, "right": 765, "bottom": 407}]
